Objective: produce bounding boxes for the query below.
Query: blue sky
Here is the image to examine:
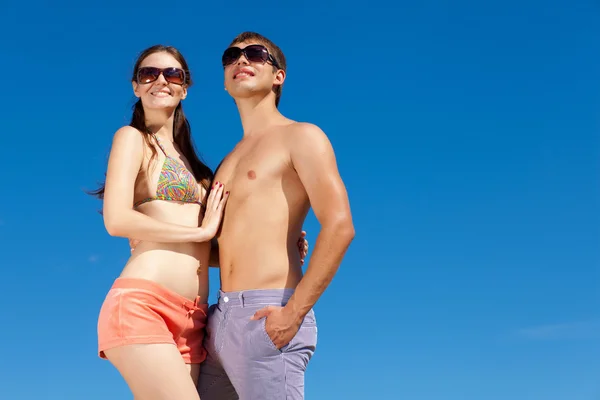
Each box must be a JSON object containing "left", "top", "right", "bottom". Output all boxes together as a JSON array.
[{"left": 1, "top": 0, "right": 599, "bottom": 399}]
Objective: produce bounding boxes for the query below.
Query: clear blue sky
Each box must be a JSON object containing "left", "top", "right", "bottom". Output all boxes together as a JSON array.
[{"left": 1, "top": 0, "right": 598, "bottom": 399}]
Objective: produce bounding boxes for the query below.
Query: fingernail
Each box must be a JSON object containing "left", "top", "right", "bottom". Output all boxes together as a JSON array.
[{"left": 226, "top": 191, "right": 230, "bottom": 194}]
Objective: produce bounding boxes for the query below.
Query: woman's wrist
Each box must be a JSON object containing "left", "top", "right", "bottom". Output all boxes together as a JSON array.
[{"left": 193, "top": 227, "right": 213, "bottom": 243}]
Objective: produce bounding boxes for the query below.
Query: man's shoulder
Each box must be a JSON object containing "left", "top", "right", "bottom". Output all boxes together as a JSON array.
[{"left": 284, "top": 122, "right": 328, "bottom": 143}]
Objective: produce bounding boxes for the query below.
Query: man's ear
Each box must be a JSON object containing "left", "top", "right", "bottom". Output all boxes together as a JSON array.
[{"left": 273, "top": 68, "right": 286, "bottom": 88}]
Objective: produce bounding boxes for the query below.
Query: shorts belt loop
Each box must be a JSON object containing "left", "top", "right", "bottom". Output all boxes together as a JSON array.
[{"left": 238, "top": 292, "right": 245, "bottom": 308}]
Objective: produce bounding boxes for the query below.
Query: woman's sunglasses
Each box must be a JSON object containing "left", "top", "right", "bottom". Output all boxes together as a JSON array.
[
  {"left": 221, "top": 44, "right": 281, "bottom": 69},
  {"left": 136, "top": 67, "right": 187, "bottom": 85}
]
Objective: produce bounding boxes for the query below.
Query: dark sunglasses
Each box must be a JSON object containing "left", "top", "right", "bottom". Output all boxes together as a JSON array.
[
  {"left": 221, "top": 44, "right": 281, "bottom": 69},
  {"left": 136, "top": 67, "right": 187, "bottom": 85}
]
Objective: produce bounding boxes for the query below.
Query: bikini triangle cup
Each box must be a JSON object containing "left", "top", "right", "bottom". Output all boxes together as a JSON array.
[{"left": 134, "top": 134, "right": 204, "bottom": 208}]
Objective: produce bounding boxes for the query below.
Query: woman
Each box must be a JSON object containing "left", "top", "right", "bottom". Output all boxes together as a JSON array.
[
  {"left": 90, "top": 44, "right": 222, "bottom": 399},
  {"left": 91, "top": 45, "right": 308, "bottom": 400}
]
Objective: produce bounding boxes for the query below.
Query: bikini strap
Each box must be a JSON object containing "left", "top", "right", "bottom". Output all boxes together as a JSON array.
[{"left": 152, "top": 134, "right": 168, "bottom": 156}]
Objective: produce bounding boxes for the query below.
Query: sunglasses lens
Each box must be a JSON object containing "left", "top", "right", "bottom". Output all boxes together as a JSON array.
[
  {"left": 245, "top": 45, "right": 269, "bottom": 63},
  {"left": 163, "top": 68, "right": 185, "bottom": 84},
  {"left": 222, "top": 47, "right": 242, "bottom": 66},
  {"left": 137, "top": 67, "right": 160, "bottom": 84}
]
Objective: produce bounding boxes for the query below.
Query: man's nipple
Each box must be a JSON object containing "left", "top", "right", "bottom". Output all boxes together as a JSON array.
[{"left": 247, "top": 170, "right": 256, "bottom": 180}]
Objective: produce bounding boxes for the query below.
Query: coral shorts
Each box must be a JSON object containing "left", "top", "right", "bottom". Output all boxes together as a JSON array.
[{"left": 97, "top": 278, "right": 208, "bottom": 364}]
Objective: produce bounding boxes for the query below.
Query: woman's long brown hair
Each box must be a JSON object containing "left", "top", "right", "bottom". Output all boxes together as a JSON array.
[{"left": 89, "top": 45, "right": 213, "bottom": 204}]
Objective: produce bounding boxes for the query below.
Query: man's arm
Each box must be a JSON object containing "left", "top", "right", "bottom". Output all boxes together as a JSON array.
[{"left": 285, "top": 123, "right": 355, "bottom": 319}]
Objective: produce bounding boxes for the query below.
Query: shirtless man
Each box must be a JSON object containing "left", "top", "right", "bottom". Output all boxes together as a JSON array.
[{"left": 196, "top": 32, "right": 355, "bottom": 400}]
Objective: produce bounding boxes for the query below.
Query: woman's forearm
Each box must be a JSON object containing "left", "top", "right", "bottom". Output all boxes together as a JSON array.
[{"left": 104, "top": 209, "right": 211, "bottom": 243}]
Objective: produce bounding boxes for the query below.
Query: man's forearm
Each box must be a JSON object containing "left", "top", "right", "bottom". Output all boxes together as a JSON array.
[{"left": 285, "top": 219, "right": 355, "bottom": 319}]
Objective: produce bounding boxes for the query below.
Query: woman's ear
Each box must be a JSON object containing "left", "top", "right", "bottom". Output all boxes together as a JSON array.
[{"left": 132, "top": 81, "right": 141, "bottom": 98}]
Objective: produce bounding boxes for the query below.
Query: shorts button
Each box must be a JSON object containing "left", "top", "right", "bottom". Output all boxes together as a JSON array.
[{"left": 223, "top": 296, "right": 229, "bottom": 303}]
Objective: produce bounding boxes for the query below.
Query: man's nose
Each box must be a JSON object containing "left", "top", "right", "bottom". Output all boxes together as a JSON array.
[{"left": 236, "top": 55, "right": 250, "bottom": 65}]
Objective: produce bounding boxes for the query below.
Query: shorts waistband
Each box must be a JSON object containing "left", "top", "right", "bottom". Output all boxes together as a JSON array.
[
  {"left": 111, "top": 278, "right": 203, "bottom": 309},
  {"left": 217, "top": 288, "right": 295, "bottom": 308}
]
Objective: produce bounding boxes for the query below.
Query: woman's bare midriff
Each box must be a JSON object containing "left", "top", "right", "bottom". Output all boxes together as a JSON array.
[{"left": 118, "top": 201, "right": 211, "bottom": 302}]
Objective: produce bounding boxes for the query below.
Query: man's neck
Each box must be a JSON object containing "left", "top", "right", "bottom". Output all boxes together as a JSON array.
[{"left": 236, "top": 96, "right": 286, "bottom": 137}]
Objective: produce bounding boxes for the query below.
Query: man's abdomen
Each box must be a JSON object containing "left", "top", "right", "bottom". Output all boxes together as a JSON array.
[{"left": 218, "top": 202, "right": 305, "bottom": 292}]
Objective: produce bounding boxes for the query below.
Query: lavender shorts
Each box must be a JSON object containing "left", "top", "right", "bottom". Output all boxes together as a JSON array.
[{"left": 196, "top": 289, "right": 318, "bottom": 400}]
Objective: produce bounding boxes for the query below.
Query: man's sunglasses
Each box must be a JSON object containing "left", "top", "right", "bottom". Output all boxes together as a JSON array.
[
  {"left": 221, "top": 44, "right": 281, "bottom": 69},
  {"left": 136, "top": 67, "right": 187, "bottom": 85}
]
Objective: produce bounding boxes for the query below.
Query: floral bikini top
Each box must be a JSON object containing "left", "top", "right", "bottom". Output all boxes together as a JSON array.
[{"left": 134, "top": 134, "right": 204, "bottom": 208}]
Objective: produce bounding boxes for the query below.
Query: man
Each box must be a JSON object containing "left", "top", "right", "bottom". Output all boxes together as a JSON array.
[{"left": 197, "top": 32, "right": 355, "bottom": 400}]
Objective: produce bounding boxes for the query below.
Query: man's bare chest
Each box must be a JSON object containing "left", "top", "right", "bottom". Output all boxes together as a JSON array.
[{"left": 214, "top": 143, "right": 288, "bottom": 191}]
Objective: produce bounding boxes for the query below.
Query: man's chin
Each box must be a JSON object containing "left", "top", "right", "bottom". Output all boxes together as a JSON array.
[
  {"left": 228, "top": 86, "right": 275, "bottom": 101},
  {"left": 229, "top": 83, "right": 256, "bottom": 93}
]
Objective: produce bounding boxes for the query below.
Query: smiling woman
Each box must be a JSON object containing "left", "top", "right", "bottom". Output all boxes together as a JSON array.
[
  {"left": 91, "top": 45, "right": 214, "bottom": 202},
  {"left": 87, "top": 45, "right": 226, "bottom": 400}
]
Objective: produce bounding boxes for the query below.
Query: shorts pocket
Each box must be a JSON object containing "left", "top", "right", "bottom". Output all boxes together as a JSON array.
[
  {"left": 261, "top": 317, "right": 281, "bottom": 352},
  {"left": 301, "top": 309, "right": 317, "bottom": 327},
  {"left": 282, "top": 323, "right": 318, "bottom": 366},
  {"left": 259, "top": 309, "right": 318, "bottom": 353},
  {"left": 281, "top": 309, "right": 318, "bottom": 354}
]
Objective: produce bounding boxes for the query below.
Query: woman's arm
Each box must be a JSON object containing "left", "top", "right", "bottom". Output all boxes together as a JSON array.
[{"left": 102, "top": 127, "right": 216, "bottom": 243}]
